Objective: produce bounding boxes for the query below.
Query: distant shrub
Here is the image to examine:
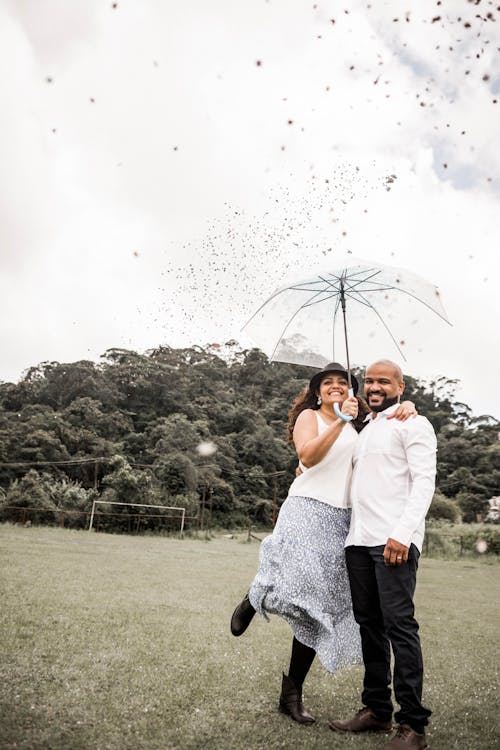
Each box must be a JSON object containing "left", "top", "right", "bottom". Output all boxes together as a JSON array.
[
  {"left": 0, "top": 470, "right": 95, "bottom": 528},
  {"left": 456, "top": 492, "right": 489, "bottom": 523},
  {"left": 457, "top": 524, "right": 500, "bottom": 555},
  {"left": 424, "top": 522, "right": 500, "bottom": 557},
  {"left": 428, "top": 491, "right": 461, "bottom": 522},
  {"left": 0, "top": 470, "right": 57, "bottom": 525}
]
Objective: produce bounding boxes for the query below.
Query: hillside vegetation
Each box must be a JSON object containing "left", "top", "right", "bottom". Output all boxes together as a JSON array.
[{"left": 0, "top": 344, "right": 498, "bottom": 529}]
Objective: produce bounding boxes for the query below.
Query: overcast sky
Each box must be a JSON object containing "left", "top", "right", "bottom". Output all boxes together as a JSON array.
[{"left": 1, "top": 0, "right": 499, "bottom": 418}]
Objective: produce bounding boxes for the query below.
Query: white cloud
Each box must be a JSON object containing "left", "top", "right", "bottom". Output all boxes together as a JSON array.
[{"left": 0, "top": 0, "right": 499, "bottom": 419}]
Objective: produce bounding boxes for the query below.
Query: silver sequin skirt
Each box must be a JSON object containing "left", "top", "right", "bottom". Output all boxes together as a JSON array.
[{"left": 248, "top": 495, "right": 362, "bottom": 673}]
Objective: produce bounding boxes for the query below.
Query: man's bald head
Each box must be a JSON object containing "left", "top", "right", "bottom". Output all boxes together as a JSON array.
[
  {"left": 364, "top": 360, "right": 405, "bottom": 412},
  {"left": 367, "top": 360, "right": 404, "bottom": 384}
]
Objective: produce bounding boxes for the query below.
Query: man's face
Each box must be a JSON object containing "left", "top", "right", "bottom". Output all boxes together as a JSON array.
[{"left": 364, "top": 363, "right": 404, "bottom": 412}]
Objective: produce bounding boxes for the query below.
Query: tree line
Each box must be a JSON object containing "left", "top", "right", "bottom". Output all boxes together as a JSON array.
[{"left": 0, "top": 343, "right": 498, "bottom": 531}]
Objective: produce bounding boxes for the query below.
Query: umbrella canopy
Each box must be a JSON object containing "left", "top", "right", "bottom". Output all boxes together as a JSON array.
[{"left": 243, "top": 260, "right": 451, "bottom": 373}]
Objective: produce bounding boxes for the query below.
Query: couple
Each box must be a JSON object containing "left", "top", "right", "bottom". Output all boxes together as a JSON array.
[{"left": 230, "top": 360, "right": 436, "bottom": 750}]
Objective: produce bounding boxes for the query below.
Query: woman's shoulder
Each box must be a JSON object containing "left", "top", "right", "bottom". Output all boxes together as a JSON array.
[{"left": 295, "top": 408, "right": 318, "bottom": 425}]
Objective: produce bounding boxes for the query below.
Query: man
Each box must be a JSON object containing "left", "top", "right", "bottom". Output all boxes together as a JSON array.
[{"left": 330, "top": 360, "right": 436, "bottom": 750}]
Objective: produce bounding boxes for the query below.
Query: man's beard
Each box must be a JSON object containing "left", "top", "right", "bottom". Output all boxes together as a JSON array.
[{"left": 368, "top": 394, "right": 400, "bottom": 413}]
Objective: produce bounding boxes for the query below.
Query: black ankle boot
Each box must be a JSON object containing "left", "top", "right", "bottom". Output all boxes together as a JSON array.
[
  {"left": 279, "top": 673, "right": 315, "bottom": 725},
  {"left": 230, "top": 593, "right": 255, "bottom": 636}
]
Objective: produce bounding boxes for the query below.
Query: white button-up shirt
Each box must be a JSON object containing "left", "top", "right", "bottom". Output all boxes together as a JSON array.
[{"left": 345, "top": 404, "right": 437, "bottom": 552}]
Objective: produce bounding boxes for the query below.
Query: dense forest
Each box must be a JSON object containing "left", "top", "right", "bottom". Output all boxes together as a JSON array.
[{"left": 0, "top": 343, "right": 498, "bottom": 531}]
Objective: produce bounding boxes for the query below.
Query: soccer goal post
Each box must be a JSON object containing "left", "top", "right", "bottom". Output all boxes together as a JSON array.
[{"left": 88, "top": 500, "right": 186, "bottom": 535}]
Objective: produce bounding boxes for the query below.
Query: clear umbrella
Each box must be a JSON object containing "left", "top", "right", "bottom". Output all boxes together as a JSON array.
[{"left": 242, "top": 259, "right": 451, "bottom": 420}]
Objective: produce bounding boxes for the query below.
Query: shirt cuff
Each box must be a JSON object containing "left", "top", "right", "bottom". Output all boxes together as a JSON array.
[{"left": 389, "top": 523, "right": 414, "bottom": 548}]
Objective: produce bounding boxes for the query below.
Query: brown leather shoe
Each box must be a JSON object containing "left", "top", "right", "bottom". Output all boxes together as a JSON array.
[
  {"left": 278, "top": 673, "right": 315, "bottom": 725},
  {"left": 230, "top": 593, "right": 255, "bottom": 636},
  {"left": 383, "top": 724, "right": 429, "bottom": 749},
  {"left": 329, "top": 706, "right": 392, "bottom": 733}
]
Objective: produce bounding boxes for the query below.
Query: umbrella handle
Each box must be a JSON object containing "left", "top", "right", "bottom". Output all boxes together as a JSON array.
[{"left": 334, "top": 388, "right": 355, "bottom": 422}]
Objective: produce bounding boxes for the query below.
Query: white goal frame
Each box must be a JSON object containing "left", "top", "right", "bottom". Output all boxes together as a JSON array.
[{"left": 88, "top": 500, "right": 186, "bottom": 535}]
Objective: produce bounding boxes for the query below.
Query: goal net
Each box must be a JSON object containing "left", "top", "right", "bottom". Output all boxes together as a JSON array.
[{"left": 88, "top": 500, "right": 186, "bottom": 535}]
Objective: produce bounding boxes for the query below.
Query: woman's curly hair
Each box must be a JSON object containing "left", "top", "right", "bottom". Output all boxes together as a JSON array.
[{"left": 287, "top": 384, "right": 369, "bottom": 442}]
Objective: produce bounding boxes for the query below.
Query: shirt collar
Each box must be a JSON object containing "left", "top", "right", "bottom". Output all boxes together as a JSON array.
[{"left": 367, "top": 403, "right": 400, "bottom": 421}]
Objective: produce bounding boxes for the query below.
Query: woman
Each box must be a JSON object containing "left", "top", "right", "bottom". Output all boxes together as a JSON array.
[{"left": 230, "top": 362, "right": 416, "bottom": 725}]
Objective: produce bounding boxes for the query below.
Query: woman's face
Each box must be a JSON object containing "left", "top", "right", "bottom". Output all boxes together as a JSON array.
[{"left": 317, "top": 373, "right": 349, "bottom": 407}]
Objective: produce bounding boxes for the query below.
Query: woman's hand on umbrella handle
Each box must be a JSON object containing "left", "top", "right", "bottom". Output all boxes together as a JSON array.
[{"left": 334, "top": 390, "right": 356, "bottom": 422}]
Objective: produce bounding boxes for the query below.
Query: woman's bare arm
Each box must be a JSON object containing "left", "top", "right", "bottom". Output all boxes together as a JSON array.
[
  {"left": 293, "top": 397, "right": 357, "bottom": 467},
  {"left": 388, "top": 400, "right": 417, "bottom": 421}
]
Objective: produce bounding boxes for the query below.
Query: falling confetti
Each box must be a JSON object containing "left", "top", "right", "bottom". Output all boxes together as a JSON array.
[{"left": 155, "top": 166, "right": 386, "bottom": 346}]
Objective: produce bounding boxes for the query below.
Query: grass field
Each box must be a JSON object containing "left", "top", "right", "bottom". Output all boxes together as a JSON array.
[{"left": 1, "top": 525, "right": 499, "bottom": 750}]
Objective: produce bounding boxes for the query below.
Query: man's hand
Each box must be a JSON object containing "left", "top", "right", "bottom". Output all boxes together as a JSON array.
[{"left": 383, "top": 537, "right": 409, "bottom": 566}]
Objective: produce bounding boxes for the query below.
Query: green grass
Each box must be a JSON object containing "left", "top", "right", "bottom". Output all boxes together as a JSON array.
[{"left": 0, "top": 525, "right": 498, "bottom": 750}]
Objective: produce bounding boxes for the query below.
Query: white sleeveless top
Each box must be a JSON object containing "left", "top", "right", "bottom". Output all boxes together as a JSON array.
[{"left": 287, "top": 412, "right": 358, "bottom": 509}]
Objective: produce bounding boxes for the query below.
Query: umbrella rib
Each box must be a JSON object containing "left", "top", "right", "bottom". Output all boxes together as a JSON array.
[
  {"left": 343, "top": 290, "right": 376, "bottom": 308},
  {"left": 343, "top": 277, "right": 450, "bottom": 324},
  {"left": 325, "top": 268, "right": 383, "bottom": 291},
  {"left": 242, "top": 286, "right": 295, "bottom": 329},
  {"left": 330, "top": 270, "right": 449, "bottom": 319},
  {"left": 267, "top": 289, "right": 333, "bottom": 360},
  {"left": 244, "top": 277, "right": 358, "bottom": 331},
  {"left": 354, "top": 290, "right": 408, "bottom": 362},
  {"left": 290, "top": 281, "right": 339, "bottom": 294},
  {"left": 301, "top": 271, "right": 377, "bottom": 293},
  {"left": 321, "top": 271, "right": 404, "bottom": 299},
  {"left": 302, "top": 291, "right": 339, "bottom": 307},
  {"left": 332, "top": 294, "right": 341, "bottom": 361},
  {"left": 349, "top": 285, "right": 400, "bottom": 293},
  {"left": 383, "top": 287, "right": 452, "bottom": 324},
  {"left": 289, "top": 270, "right": 389, "bottom": 296},
  {"left": 345, "top": 269, "right": 450, "bottom": 323},
  {"left": 347, "top": 270, "right": 384, "bottom": 287},
  {"left": 331, "top": 268, "right": 382, "bottom": 285}
]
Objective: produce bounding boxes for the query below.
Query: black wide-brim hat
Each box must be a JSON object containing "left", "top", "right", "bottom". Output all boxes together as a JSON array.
[{"left": 309, "top": 362, "right": 359, "bottom": 395}]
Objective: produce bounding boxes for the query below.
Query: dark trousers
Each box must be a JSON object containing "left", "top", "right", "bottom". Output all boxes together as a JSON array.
[{"left": 345, "top": 544, "right": 431, "bottom": 733}]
